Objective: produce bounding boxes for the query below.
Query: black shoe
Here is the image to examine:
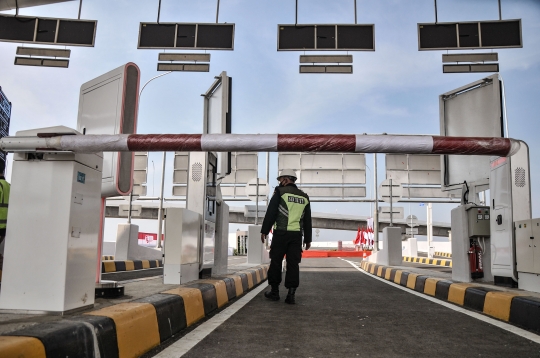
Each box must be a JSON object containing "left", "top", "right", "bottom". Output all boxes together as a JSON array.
[
  {"left": 264, "top": 287, "right": 280, "bottom": 301},
  {"left": 284, "top": 288, "right": 296, "bottom": 304}
]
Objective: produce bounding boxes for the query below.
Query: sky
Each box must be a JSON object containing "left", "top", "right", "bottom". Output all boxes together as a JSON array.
[{"left": 1, "top": 0, "right": 539, "bottom": 242}]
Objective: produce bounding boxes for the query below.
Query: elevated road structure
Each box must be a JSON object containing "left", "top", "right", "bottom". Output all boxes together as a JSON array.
[{"left": 105, "top": 204, "right": 451, "bottom": 237}]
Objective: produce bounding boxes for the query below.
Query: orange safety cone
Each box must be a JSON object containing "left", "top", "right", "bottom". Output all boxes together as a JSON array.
[{"left": 362, "top": 251, "right": 367, "bottom": 260}]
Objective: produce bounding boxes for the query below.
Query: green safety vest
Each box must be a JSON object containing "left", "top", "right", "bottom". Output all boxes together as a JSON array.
[
  {"left": 0, "top": 179, "right": 10, "bottom": 229},
  {"left": 273, "top": 186, "right": 310, "bottom": 232}
]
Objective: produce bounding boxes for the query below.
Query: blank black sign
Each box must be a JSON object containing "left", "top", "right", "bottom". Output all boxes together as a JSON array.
[
  {"left": 139, "top": 24, "right": 176, "bottom": 48},
  {"left": 198, "top": 24, "right": 234, "bottom": 49},
  {"left": 337, "top": 25, "right": 374, "bottom": 50},
  {"left": 0, "top": 15, "right": 96, "bottom": 46},
  {"left": 418, "top": 19, "right": 521, "bottom": 50},
  {"left": 278, "top": 26, "right": 315, "bottom": 50},
  {"left": 278, "top": 24, "right": 374, "bottom": 51},
  {"left": 138, "top": 23, "right": 235, "bottom": 50},
  {"left": 0, "top": 16, "right": 36, "bottom": 42},
  {"left": 176, "top": 24, "right": 196, "bottom": 48},
  {"left": 36, "top": 19, "right": 57, "bottom": 43},
  {"left": 57, "top": 20, "right": 95, "bottom": 46},
  {"left": 481, "top": 21, "right": 521, "bottom": 47},
  {"left": 419, "top": 24, "right": 457, "bottom": 49}
]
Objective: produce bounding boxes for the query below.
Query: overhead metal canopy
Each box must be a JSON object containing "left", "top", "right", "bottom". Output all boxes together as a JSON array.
[{"left": 0, "top": 0, "right": 74, "bottom": 11}]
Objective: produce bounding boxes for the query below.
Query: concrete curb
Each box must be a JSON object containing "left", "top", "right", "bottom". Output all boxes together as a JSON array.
[
  {"left": 101, "top": 260, "right": 163, "bottom": 273},
  {"left": 402, "top": 256, "right": 452, "bottom": 267},
  {"left": 360, "top": 261, "right": 540, "bottom": 335},
  {"left": 0, "top": 260, "right": 162, "bottom": 283},
  {"left": 0, "top": 265, "right": 269, "bottom": 358},
  {"left": 102, "top": 256, "right": 115, "bottom": 260},
  {"left": 434, "top": 251, "right": 452, "bottom": 258}
]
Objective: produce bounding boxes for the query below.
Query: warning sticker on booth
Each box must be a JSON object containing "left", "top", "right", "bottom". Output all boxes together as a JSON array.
[{"left": 77, "top": 172, "right": 86, "bottom": 184}]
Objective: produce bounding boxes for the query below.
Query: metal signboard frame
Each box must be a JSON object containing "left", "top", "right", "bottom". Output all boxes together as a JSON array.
[
  {"left": 418, "top": 19, "right": 522, "bottom": 51},
  {"left": 439, "top": 74, "right": 504, "bottom": 191},
  {"left": 203, "top": 71, "right": 232, "bottom": 178},
  {"left": 220, "top": 152, "right": 258, "bottom": 198},
  {"left": 277, "top": 24, "right": 375, "bottom": 51},
  {"left": 0, "top": 87, "right": 11, "bottom": 168},
  {"left": 138, "top": 22, "right": 235, "bottom": 50},
  {"left": 77, "top": 63, "right": 140, "bottom": 197},
  {"left": 132, "top": 152, "right": 148, "bottom": 197},
  {"left": 278, "top": 152, "right": 366, "bottom": 200},
  {"left": 172, "top": 152, "right": 189, "bottom": 196},
  {"left": 174, "top": 152, "right": 256, "bottom": 198},
  {"left": 385, "top": 153, "right": 458, "bottom": 199},
  {"left": 0, "top": 14, "right": 97, "bottom": 46}
]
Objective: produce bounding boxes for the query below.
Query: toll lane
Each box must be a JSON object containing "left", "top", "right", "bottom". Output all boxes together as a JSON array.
[{"left": 178, "top": 258, "right": 539, "bottom": 358}]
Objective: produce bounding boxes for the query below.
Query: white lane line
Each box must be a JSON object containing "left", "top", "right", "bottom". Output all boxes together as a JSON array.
[
  {"left": 341, "top": 258, "right": 540, "bottom": 345},
  {"left": 154, "top": 283, "right": 268, "bottom": 358}
]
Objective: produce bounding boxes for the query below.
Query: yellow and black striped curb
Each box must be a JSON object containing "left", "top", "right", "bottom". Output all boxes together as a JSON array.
[
  {"left": 360, "top": 261, "right": 540, "bottom": 335},
  {"left": 403, "top": 256, "right": 452, "bottom": 267},
  {"left": 434, "top": 252, "right": 452, "bottom": 258},
  {"left": 0, "top": 260, "right": 162, "bottom": 283},
  {"left": 102, "top": 255, "right": 115, "bottom": 260},
  {"left": 0, "top": 265, "right": 269, "bottom": 358},
  {"left": 101, "top": 260, "right": 163, "bottom": 273}
]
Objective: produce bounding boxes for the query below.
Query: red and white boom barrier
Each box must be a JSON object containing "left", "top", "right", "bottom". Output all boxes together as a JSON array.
[{"left": 0, "top": 134, "right": 520, "bottom": 156}]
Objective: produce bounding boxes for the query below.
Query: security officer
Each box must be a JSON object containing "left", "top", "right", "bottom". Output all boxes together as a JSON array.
[
  {"left": 0, "top": 160, "right": 10, "bottom": 269},
  {"left": 260, "top": 169, "right": 312, "bottom": 304}
]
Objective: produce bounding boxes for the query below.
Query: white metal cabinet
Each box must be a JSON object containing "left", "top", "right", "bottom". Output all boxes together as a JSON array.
[
  {"left": 163, "top": 208, "right": 201, "bottom": 285},
  {"left": 533, "top": 219, "right": 540, "bottom": 274},
  {"left": 515, "top": 219, "right": 540, "bottom": 274},
  {"left": 0, "top": 149, "right": 102, "bottom": 313},
  {"left": 515, "top": 220, "right": 534, "bottom": 273}
]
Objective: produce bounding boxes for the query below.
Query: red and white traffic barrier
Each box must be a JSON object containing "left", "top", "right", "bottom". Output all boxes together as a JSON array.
[{"left": 0, "top": 133, "right": 520, "bottom": 156}]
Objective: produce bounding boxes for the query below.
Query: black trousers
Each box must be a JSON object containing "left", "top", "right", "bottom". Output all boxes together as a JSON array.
[{"left": 268, "top": 231, "right": 303, "bottom": 289}]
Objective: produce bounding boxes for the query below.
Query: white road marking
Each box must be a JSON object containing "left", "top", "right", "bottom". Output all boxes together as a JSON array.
[
  {"left": 154, "top": 283, "right": 268, "bottom": 358},
  {"left": 341, "top": 258, "right": 540, "bottom": 345}
]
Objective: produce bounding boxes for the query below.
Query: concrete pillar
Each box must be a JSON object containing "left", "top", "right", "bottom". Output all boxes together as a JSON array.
[
  {"left": 369, "top": 227, "right": 402, "bottom": 266},
  {"left": 403, "top": 238, "right": 418, "bottom": 257},
  {"left": 116, "top": 223, "right": 161, "bottom": 261},
  {"left": 247, "top": 225, "right": 270, "bottom": 265}
]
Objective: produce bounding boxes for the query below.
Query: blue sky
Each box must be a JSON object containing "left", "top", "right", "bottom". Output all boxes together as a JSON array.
[{"left": 1, "top": 0, "right": 539, "bottom": 241}]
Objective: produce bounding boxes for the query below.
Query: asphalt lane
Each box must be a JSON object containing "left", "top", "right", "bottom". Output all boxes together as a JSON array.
[{"left": 181, "top": 258, "right": 540, "bottom": 358}]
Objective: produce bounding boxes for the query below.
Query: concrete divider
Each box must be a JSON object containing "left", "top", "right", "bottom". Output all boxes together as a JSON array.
[
  {"left": 403, "top": 256, "right": 452, "bottom": 267},
  {"left": 434, "top": 251, "right": 452, "bottom": 258},
  {"left": 360, "top": 261, "right": 540, "bottom": 334},
  {"left": 0, "top": 264, "right": 269, "bottom": 358},
  {"left": 0, "top": 259, "right": 160, "bottom": 283},
  {"left": 101, "top": 259, "right": 162, "bottom": 273}
]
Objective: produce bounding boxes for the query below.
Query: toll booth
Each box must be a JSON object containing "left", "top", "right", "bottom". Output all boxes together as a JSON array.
[
  {"left": 186, "top": 151, "right": 218, "bottom": 278},
  {"left": 490, "top": 142, "right": 534, "bottom": 290},
  {"left": 162, "top": 150, "right": 230, "bottom": 283}
]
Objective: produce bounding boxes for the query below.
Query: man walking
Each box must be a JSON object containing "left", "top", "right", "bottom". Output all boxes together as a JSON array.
[{"left": 260, "top": 169, "right": 312, "bottom": 304}]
